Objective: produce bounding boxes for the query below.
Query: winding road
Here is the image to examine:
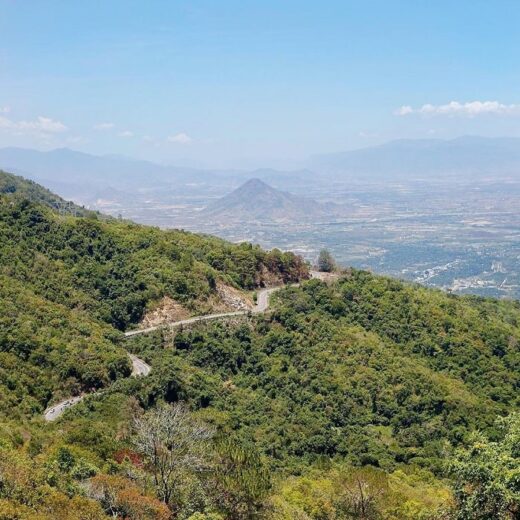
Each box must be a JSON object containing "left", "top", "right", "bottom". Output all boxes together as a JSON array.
[
  {"left": 44, "top": 353, "right": 151, "bottom": 421},
  {"left": 44, "top": 275, "right": 322, "bottom": 421},
  {"left": 129, "top": 353, "right": 151, "bottom": 376},
  {"left": 44, "top": 395, "right": 85, "bottom": 422},
  {"left": 124, "top": 286, "right": 280, "bottom": 338}
]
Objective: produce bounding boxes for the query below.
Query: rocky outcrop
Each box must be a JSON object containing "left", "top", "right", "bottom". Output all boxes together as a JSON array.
[{"left": 216, "top": 282, "right": 253, "bottom": 310}]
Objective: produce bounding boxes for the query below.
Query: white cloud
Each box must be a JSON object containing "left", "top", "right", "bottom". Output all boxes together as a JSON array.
[
  {"left": 0, "top": 116, "right": 12, "bottom": 129},
  {"left": 94, "top": 122, "right": 115, "bottom": 130},
  {"left": 395, "top": 100, "right": 520, "bottom": 117},
  {"left": 0, "top": 114, "right": 68, "bottom": 134},
  {"left": 0, "top": 106, "right": 10, "bottom": 114},
  {"left": 24, "top": 116, "right": 68, "bottom": 133},
  {"left": 167, "top": 132, "right": 192, "bottom": 144},
  {"left": 118, "top": 130, "right": 134, "bottom": 137},
  {"left": 394, "top": 105, "right": 413, "bottom": 116}
]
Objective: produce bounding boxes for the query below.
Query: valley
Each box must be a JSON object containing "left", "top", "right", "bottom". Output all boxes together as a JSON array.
[
  {"left": 84, "top": 176, "right": 520, "bottom": 300},
  {"left": 3, "top": 4, "right": 519, "bottom": 517},
  {"left": 0, "top": 170, "right": 518, "bottom": 519}
]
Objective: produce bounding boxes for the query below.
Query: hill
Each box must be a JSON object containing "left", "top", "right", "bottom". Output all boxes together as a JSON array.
[
  {"left": 310, "top": 136, "right": 520, "bottom": 178},
  {"left": 0, "top": 147, "right": 208, "bottom": 187},
  {"left": 0, "top": 173, "right": 518, "bottom": 519},
  {"left": 0, "top": 171, "right": 308, "bottom": 419},
  {"left": 120, "top": 269, "right": 520, "bottom": 518},
  {"left": 0, "top": 169, "right": 98, "bottom": 217},
  {"left": 203, "top": 178, "right": 336, "bottom": 222},
  {"left": 0, "top": 147, "right": 312, "bottom": 192}
]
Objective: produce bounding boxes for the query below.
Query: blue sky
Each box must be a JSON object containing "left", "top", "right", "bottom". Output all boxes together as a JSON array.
[{"left": 1, "top": 0, "right": 520, "bottom": 168}]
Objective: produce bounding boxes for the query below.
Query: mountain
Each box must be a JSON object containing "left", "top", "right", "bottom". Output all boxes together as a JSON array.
[
  {"left": 0, "top": 170, "right": 308, "bottom": 416},
  {"left": 0, "top": 146, "right": 215, "bottom": 189},
  {"left": 1, "top": 172, "right": 519, "bottom": 519},
  {"left": 203, "top": 178, "right": 336, "bottom": 222},
  {"left": 310, "top": 136, "right": 520, "bottom": 178},
  {"left": 4, "top": 136, "right": 520, "bottom": 199},
  {"left": 0, "top": 147, "right": 314, "bottom": 193}
]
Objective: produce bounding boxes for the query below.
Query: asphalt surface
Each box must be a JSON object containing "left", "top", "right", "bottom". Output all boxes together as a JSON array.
[
  {"left": 43, "top": 395, "right": 84, "bottom": 422},
  {"left": 124, "top": 286, "right": 280, "bottom": 337},
  {"left": 43, "top": 353, "right": 150, "bottom": 421},
  {"left": 44, "top": 273, "right": 326, "bottom": 421},
  {"left": 129, "top": 353, "right": 151, "bottom": 376},
  {"left": 252, "top": 286, "right": 279, "bottom": 313}
]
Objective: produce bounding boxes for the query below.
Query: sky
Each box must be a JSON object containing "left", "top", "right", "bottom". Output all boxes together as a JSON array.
[{"left": 1, "top": 0, "right": 520, "bottom": 169}]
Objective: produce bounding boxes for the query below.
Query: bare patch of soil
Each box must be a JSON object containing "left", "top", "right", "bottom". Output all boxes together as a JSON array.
[{"left": 139, "top": 296, "right": 190, "bottom": 329}]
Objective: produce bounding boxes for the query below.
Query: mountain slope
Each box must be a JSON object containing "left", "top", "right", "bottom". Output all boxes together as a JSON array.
[
  {"left": 131, "top": 270, "right": 519, "bottom": 468},
  {"left": 1, "top": 173, "right": 519, "bottom": 519},
  {"left": 310, "top": 136, "right": 520, "bottom": 178},
  {"left": 0, "top": 169, "right": 97, "bottom": 217},
  {"left": 203, "top": 178, "right": 332, "bottom": 222},
  {"left": 0, "top": 172, "right": 308, "bottom": 417},
  {"left": 121, "top": 269, "right": 519, "bottom": 517}
]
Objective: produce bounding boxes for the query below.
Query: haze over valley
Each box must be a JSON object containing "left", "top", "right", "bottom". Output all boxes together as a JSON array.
[
  {"left": 2, "top": 3, "right": 520, "bottom": 517},
  {"left": 2, "top": 137, "right": 520, "bottom": 300}
]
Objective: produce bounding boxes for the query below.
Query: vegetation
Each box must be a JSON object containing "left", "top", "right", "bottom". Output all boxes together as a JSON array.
[
  {"left": 317, "top": 248, "right": 335, "bottom": 272},
  {"left": 0, "top": 169, "right": 100, "bottom": 218},
  {"left": 449, "top": 413, "right": 520, "bottom": 519},
  {"left": 120, "top": 271, "right": 519, "bottom": 517},
  {"left": 0, "top": 172, "right": 518, "bottom": 518},
  {"left": 0, "top": 171, "right": 307, "bottom": 416},
  {"left": 132, "top": 403, "right": 214, "bottom": 507}
]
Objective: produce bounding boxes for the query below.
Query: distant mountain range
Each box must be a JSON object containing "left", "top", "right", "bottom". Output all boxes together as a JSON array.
[
  {"left": 309, "top": 136, "right": 520, "bottom": 178},
  {"left": 203, "top": 178, "right": 339, "bottom": 222},
  {"left": 0, "top": 146, "right": 218, "bottom": 188},
  {"left": 0, "top": 147, "right": 312, "bottom": 194},
  {"left": 1, "top": 136, "right": 519, "bottom": 203}
]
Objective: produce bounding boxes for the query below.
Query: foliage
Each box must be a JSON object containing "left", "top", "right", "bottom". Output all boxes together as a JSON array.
[
  {"left": 89, "top": 474, "right": 171, "bottom": 519},
  {"left": 0, "top": 172, "right": 307, "bottom": 416},
  {"left": 209, "top": 436, "right": 271, "bottom": 519},
  {"left": 0, "top": 170, "right": 98, "bottom": 218},
  {"left": 448, "top": 413, "right": 520, "bottom": 519},
  {"left": 0, "top": 447, "right": 107, "bottom": 519},
  {"left": 267, "top": 465, "right": 450, "bottom": 519},
  {"left": 317, "top": 249, "right": 335, "bottom": 272},
  {"left": 131, "top": 278, "right": 517, "bottom": 471},
  {"left": 1, "top": 173, "right": 519, "bottom": 518}
]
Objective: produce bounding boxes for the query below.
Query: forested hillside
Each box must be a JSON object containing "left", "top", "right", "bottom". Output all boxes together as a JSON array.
[
  {"left": 0, "top": 171, "right": 307, "bottom": 418},
  {"left": 0, "top": 172, "right": 518, "bottom": 519},
  {"left": 121, "top": 271, "right": 519, "bottom": 518},
  {"left": 0, "top": 169, "right": 97, "bottom": 217}
]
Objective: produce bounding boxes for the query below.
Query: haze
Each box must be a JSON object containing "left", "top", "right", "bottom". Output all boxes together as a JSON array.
[
  {"left": 2, "top": 2, "right": 520, "bottom": 300},
  {"left": 2, "top": 0, "right": 520, "bottom": 169},
  {"left": 2, "top": 3, "right": 520, "bottom": 517}
]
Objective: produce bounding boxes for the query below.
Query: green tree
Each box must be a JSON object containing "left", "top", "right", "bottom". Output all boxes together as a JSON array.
[
  {"left": 449, "top": 414, "right": 520, "bottom": 519},
  {"left": 210, "top": 437, "right": 271, "bottom": 520},
  {"left": 317, "top": 249, "right": 335, "bottom": 272}
]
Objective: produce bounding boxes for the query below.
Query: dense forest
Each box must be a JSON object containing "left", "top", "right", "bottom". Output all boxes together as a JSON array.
[
  {"left": 0, "top": 171, "right": 307, "bottom": 416},
  {"left": 0, "top": 171, "right": 518, "bottom": 519}
]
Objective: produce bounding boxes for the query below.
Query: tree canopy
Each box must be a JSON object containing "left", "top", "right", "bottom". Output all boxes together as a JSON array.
[{"left": 0, "top": 171, "right": 518, "bottom": 519}]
